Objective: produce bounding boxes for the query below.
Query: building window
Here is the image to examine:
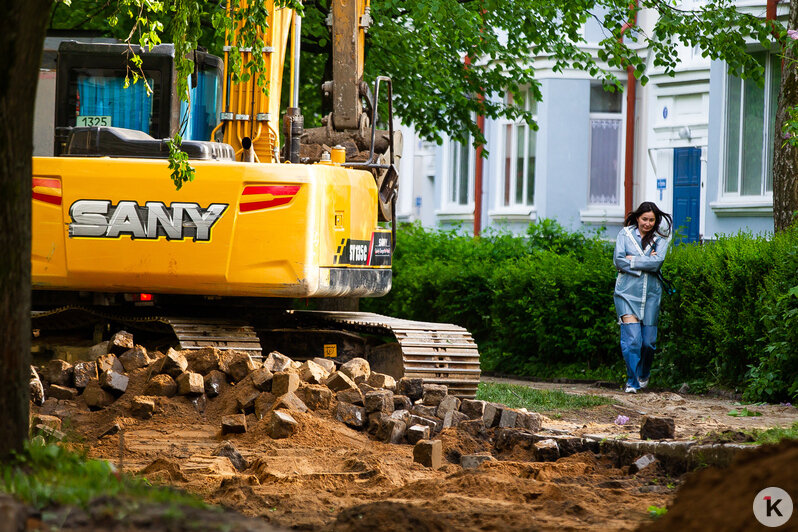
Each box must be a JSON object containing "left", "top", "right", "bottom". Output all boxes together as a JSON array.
[
  {"left": 502, "top": 89, "right": 536, "bottom": 207},
  {"left": 724, "top": 51, "right": 779, "bottom": 197},
  {"left": 448, "top": 137, "right": 473, "bottom": 206},
  {"left": 588, "top": 81, "right": 623, "bottom": 205}
]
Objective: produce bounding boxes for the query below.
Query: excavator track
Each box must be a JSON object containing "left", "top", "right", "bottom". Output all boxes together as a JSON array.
[
  {"left": 31, "top": 307, "right": 262, "bottom": 355},
  {"left": 32, "top": 307, "right": 481, "bottom": 398},
  {"left": 292, "top": 310, "right": 481, "bottom": 399},
  {"left": 167, "top": 318, "right": 262, "bottom": 354}
]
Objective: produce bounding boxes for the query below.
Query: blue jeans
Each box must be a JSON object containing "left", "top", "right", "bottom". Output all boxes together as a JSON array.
[{"left": 620, "top": 323, "right": 657, "bottom": 389}]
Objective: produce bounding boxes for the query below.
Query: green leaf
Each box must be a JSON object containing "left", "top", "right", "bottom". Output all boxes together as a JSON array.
[{"left": 166, "top": 134, "right": 196, "bottom": 190}]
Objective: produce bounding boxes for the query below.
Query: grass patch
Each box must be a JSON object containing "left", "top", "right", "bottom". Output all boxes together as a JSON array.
[
  {"left": 489, "top": 361, "right": 624, "bottom": 382},
  {"left": 1, "top": 437, "right": 208, "bottom": 511},
  {"left": 698, "top": 422, "right": 798, "bottom": 445},
  {"left": 748, "top": 421, "right": 798, "bottom": 445},
  {"left": 648, "top": 505, "right": 667, "bottom": 519},
  {"left": 476, "top": 382, "right": 616, "bottom": 411},
  {"left": 727, "top": 407, "right": 763, "bottom": 417}
]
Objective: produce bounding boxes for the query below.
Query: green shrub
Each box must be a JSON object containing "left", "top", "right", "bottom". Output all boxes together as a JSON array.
[
  {"left": 657, "top": 228, "right": 798, "bottom": 401},
  {"left": 363, "top": 220, "right": 617, "bottom": 373},
  {"left": 365, "top": 222, "right": 539, "bottom": 344},
  {"left": 658, "top": 233, "right": 776, "bottom": 389},
  {"left": 489, "top": 250, "right": 617, "bottom": 373},
  {"left": 525, "top": 218, "right": 599, "bottom": 255},
  {"left": 744, "top": 231, "right": 798, "bottom": 402}
]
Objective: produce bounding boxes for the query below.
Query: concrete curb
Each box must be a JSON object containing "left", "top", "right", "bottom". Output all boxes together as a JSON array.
[{"left": 581, "top": 434, "right": 756, "bottom": 473}]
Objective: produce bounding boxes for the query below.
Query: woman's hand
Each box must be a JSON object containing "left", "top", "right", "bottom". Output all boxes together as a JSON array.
[{"left": 626, "top": 255, "right": 633, "bottom": 259}]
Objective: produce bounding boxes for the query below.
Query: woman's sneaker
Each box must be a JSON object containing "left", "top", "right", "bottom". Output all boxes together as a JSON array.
[
  {"left": 639, "top": 377, "right": 649, "bottom": 389},
  {"left": 624, "top": 386, "right": 637, "bottom": 394}
]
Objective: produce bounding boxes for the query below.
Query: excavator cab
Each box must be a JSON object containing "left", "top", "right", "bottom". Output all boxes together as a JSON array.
[{"left": 53, "top": 40, "right": 223, "bottom": 155}]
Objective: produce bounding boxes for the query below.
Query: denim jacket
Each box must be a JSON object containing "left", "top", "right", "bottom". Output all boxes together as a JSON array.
[{"left": 613, "top": 225, "right": 671, "bottom": 326}]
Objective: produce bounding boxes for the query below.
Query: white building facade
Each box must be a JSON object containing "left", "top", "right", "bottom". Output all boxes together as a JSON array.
[{"left": 395, "top": 0, "right": 782, "bottom": 242}]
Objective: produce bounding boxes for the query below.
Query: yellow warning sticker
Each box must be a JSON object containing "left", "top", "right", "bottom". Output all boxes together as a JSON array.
[{"left": 324, "top": 344, "right": 337, "bottom": 358}]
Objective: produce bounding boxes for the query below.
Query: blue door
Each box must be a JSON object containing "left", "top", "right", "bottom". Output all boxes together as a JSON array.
[{"left": 673, "top": 147, "right": 701, "bottom": 243}]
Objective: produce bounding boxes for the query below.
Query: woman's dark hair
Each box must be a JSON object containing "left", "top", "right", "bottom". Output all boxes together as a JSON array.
[{"left": 624, "top": 201, "right": 673, "bottom": 250}]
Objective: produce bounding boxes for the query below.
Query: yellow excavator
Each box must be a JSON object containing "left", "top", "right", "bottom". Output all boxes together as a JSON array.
[{"left": 31, "top": 0, "right": 481, "bottom": 397}]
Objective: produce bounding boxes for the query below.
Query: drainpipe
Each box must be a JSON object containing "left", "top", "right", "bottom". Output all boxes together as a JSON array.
[
  {"left": 620, "top": 2, "right": 638, "bottom": 216},
  {"left": 624, "top": 66, "right": 636, "bottom": 215},
  {"left": 463, "top": 54, "right": 485, "bottom": 237},
  {"left": 474, "top": 108, "right": 485, "bottom": 237}
]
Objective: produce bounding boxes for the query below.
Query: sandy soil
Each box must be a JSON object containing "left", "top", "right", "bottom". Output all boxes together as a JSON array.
[
  {"left": 641, "top": 438, "right": 798, "bottom": 531},
  {"left": 30, "top": 367, "right": 798, "bottom": 531}
]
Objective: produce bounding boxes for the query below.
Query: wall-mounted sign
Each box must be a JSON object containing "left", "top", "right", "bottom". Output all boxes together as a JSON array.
[
  {"left": 657, "top": 178, "right": 667, "bottom": 189},
  {"left": 662, "top": 107, "right": 668, "bottom": 119}
]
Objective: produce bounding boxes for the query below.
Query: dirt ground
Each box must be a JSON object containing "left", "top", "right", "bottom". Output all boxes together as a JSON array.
[
  {"left": 641, "top": 438, "right": 798, "bottom": 531},
  {"left": 30, "top": 367, "right": 798, "bottom": 531},
  {"left": 482, "top": 376, "right": 798, "bottom": 442}
]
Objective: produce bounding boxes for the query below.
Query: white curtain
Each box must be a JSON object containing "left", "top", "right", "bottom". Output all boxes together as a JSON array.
[{"left": 589, "top": 119, "right": 621, "bottom": 205}]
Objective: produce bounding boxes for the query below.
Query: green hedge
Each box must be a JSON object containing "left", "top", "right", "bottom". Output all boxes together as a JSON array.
[
  {"left": 362, "top": 220, "right": 798, "bottom": 402},
  {"left": 362, "top": 220, "right": 619, "bottom": 374},
  {"left": 659, "top": 229, "right": 798, "bottom": 402}
]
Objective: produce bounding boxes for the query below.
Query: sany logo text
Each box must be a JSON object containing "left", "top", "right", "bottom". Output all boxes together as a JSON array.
[{"left": 68, "top": 200, "right": 228, "bottom": 242}]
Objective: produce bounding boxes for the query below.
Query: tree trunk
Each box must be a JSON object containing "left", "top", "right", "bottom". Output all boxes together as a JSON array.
[
  {"left": 773, "top": 1, "right": 798, "bottom": 232},
  {"left": 0, "top": 0, "right": 51, "bottom": 456}
]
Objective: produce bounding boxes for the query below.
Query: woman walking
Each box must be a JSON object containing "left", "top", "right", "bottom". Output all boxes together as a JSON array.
[{"left": 613, "top": 202, "right": 673, "bottom": 393}]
